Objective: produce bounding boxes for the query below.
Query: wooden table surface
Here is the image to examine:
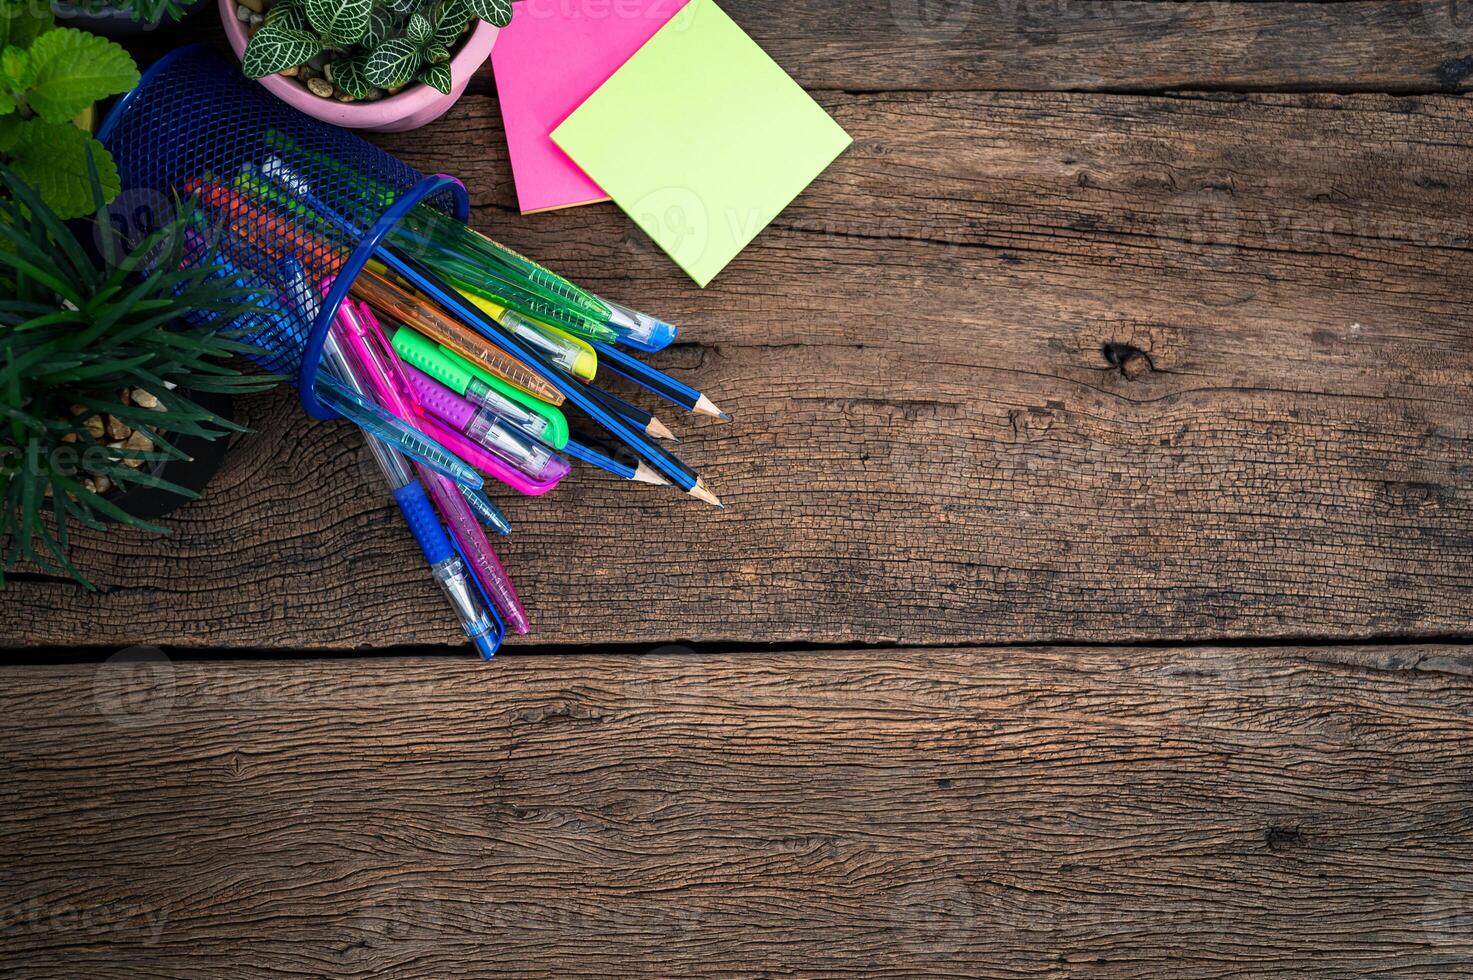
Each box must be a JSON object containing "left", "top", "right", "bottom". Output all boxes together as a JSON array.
[{"left": 5, "top": 2, "right": 1473, "bottom": 975}]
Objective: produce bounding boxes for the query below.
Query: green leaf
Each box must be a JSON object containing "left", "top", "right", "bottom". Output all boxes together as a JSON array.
[
  {"left": 360, "top": 4, "right": 392, "bottom": 47},
  {"left": 405, "top": 11, "right": 431, "bottom": 44},
  {"left": 23, "top": 29, "right": 139, "bottom": 123},
  {"left": 1, "top": 44, "right": 30, "bottom": 92},
  {"left": 240, "top": 23, "right": 321, "bottom": 80},
  {"left": 305, "top": 0, "right": 370, "bottom": 46},
  {"left": 383, "top": 0, "right": 416, "bottom": 17},
  {"left": 332, "top": 53, "right": 372, "bottom": 100},
  {"left": 0, "top": 112, "right": 19, "bottom": 151},
  {"left": 432, "top": 0, "right": 470, "bottom": 46},
  {"left": 363, "top": 36, "right": 422, "bottom": 88},
  {"left": 464, "top": 0, "right": 512, "bottom": 28},
  {"left": 265, "top": 0, "right": 307, "bottom": 30},
  {"left": 416, "top": 61, "right": 451, "bottom": 94},
  {"left": 0, "top": 0, "right": 52, "bottom": 53},
  {"left": 7, "top": 122, "right": 119, "bottom": 219}
]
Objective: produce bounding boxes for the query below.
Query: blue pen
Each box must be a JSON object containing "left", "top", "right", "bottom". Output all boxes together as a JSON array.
[
  {"left": 314, "top": 373, "right": 484, "bottom": 490},
  {"left": 324, "top": 330, "right": 503, "bottom": 658},
  {"left": 281, "top": 255, "right": 502, "bottom": 657},
  {"left": 460, "top": 484, "right": 513, "bottom": 536}
]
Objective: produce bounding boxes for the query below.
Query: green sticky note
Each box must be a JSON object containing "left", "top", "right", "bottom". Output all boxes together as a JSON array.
[{"left": 551, "top": 0, "right": 851, "bottom": 287}]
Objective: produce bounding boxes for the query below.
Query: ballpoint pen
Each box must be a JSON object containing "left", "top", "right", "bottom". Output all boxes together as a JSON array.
[
  {"left": 434, "top": 249, "right": 623, "bottom": 345},
  {"left": 313, "top": 372, "right": 484, "bottom": 490},
  {"left": 406, "top": 366, "right": 572, "bottom": 484},
  {"left": 186, "top": 179, "right": 343, "bottom": 281},
  {"left": 391, "top": 325, "right": 567, "bottom": 448},
  {"left": 260, "top": 134, "right": 678, "bottom": 351},
  {"left": 405, "top": 360, "right": 660, "bottom": 486},
  {"left": 395, "top": 207, "right": 678, "bottom": 352},
  {"left": 455, "top": 289, "right": 599, "bottom": 381},
  {"left": 329, "top": 291, "right": 532, "bottom": 632},
  {"left": 460, "top": 483, "right": 513, "bottom": 536},
  {"left": 352, "top": 264, "right": 565, "bottom": 405},
  {"left": 303, "top": 294, "right": 502, "bottom": 658}
]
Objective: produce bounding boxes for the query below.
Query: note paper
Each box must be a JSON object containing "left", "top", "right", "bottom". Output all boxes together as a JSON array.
[
  {"left": 491, "top": 0, "right": 690, "bottom": 214},
  {"left": 551, "top": 0, "right": 851, "bottom": 286}
]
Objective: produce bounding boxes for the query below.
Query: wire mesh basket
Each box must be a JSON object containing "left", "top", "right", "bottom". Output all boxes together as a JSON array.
[{"left": 97, "top": 45, "right": 470, "bottom": 419}]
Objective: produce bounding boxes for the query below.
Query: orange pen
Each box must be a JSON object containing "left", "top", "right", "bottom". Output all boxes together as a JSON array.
[
  {"left": 184, "top": 179, "right": 343, "bottom": 282},
  {"left": 351, "top": 265, "right": 564, "bottom": 406}
]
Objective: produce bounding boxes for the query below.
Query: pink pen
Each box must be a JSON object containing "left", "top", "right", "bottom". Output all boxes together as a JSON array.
[
  {"left": 417, "top": 410, "right": 565, "bottom": 497},
  {"left": 328, "top": 285, "right": 530, "bottom": 634},
  {"left": 405, "top": 365, "right": 570, "bottom": 492}
]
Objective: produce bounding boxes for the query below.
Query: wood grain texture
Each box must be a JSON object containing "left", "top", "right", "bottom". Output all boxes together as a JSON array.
[
  {"left": 461, "top": 0, "right": 1473, "bottom": 93},
  {"left": 7, "top": 90, "right": 1472, "bottom": 649},
  {"left": 3, "top": 643, "right": 1473, "bottom": 976},
  {"left": 125, "top": 0, "right": 1473, "bottom": 95}
]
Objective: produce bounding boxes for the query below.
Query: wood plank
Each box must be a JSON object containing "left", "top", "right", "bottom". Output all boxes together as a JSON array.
[
  {"left": 8, "top": 90, "right": 1472, "bottom": 649},
  {"left": 139, "top": 1, "right": 1473, "bottom": 95},
  {"left": 3, "top": 643, "right": 1473, "bottom": 976},
  {"left": 454, "top": 0, "right": 1473, "bottom": 93}
]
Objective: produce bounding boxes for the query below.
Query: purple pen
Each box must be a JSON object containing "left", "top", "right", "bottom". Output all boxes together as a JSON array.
[
  {"left": 404, "top": 365, "right": 571, "bottom": 484},
  {"left": 329, "top": 291, "right": 531, "bottom": 634}
]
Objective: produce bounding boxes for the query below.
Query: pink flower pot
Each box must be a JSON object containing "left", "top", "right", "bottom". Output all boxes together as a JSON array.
[{"left": 219, "top": 2, "right": 497, "bottom": 132}]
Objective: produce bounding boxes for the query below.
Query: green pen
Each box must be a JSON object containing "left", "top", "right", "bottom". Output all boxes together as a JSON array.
[
  {"left": 264, "top": 131, "right": 677, "bottom": 350},
  {"left": 402, "top": 207, "right": 610, "bottom": 319},
  {"left": 391, "top": 326, "right": 570, "bottom": 450},
  {"left": 398, "top": 210, "right": 677, "bottom": 352}
]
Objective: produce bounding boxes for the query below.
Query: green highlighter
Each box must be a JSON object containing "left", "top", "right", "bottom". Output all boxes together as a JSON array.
[{"left": 392, "top": 326, "right": 570, "bottom": 450}]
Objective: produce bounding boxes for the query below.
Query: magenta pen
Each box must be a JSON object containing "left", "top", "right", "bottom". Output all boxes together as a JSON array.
[
  {"left": 404, "top": 366, "right": 570, "bottom": 484},
  {"left": 328, "top": 290, "right": 531, "bottom": 634}
]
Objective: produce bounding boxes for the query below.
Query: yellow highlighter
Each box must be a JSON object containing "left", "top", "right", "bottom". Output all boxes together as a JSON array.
[{"left": 457, "top": 291, "right": 598, "bottom": 382}]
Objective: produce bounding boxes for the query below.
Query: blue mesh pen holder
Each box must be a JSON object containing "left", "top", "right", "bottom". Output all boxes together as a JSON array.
[{"left": 97, "top": 45, "right": 470, "bottom": 420}]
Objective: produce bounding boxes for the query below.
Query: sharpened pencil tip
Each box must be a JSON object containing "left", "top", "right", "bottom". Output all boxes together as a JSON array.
[
  {"left": 648, "top": 417, "right": 677, "bottom": 441},
  {"left": 694, "top": 394, "right": 730, "bottom": 420},
  {"left": 688, "top": 481, "right": 722, "bottom": 507}
]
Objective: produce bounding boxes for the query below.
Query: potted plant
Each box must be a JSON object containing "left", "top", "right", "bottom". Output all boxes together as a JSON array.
[
  {"left": 0, "top": 0, "right": 139, "bottom": 218},
  {"left": 52, "top": 0, "right": 199, "bottom": 37},
  {"left": 0, "top": 167, "right": 278, "bottom": 588},
  {"left": 222, "top": 0, "right": 510, "bottom": 132}
]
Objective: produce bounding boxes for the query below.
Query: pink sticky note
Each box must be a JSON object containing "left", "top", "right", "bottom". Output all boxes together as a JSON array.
[{"left": 491, "top": 0, "right": 691, "bottom": 214}]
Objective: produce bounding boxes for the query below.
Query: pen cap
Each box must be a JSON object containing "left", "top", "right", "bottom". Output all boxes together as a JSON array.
[
  {"left": 394, "top": 325, "right": 477, "bottom": 393},
  {"left": 420, "top": 414, "right": 567, "bottom": 496},
  {"left": 394, "top": 330, "right": 570, "bottom": 450},
  {"left": 460, "top": 293, "right": 599, "bottom": 382},
  {"left": 95, "top": 45, "right": 470, "bottom": 420}
]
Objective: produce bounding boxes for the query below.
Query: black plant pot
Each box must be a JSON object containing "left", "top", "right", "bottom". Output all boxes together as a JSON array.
[{"left": 104, "top": 389, "right": 234, "bottom": 522}]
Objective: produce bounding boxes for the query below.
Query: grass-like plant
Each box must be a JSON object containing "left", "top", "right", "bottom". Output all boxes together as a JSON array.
[
  {"left": 0, "top": 164, "right": 278, "bottom": 588},
  {"left": 242, "top": 0, "right": 512, "bottom": 98}
]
